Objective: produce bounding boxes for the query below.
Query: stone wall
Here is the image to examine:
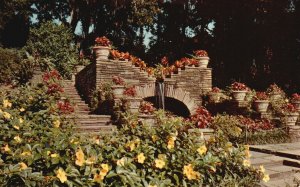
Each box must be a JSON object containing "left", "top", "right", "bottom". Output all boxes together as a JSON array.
[{"left": 75, "top": 62, "right": 96, "bottom": 103}]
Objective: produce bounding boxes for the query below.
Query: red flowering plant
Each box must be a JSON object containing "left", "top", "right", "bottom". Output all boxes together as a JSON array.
[
  {"left": 95, "top": 36, "right": 111, "bottom": 47},
  {"left": 211, "top": 87, "right": 221, "bottom": 93},
  {"left": 291, "top": 93, "right": 300, "bottom": 102},
  {"left": 174, "top": 60, "right": 183, "bottom": 68},
  {"left": 110, "top": 49, "right": 121, "bottom": 59},
  {"left": 112, "top": 76, "right": 125, "bottom": 85},
  {"left": 193, "top": 50, "right": 208, "bottom": 57},
  {"left": 180, "top": 57, "right": 191, "bottom": 66},
  {"left": 254, "top": 92, "right": 269, "bottom": 101},
  {"left": 123, "top": 86, "right": 137, "bottom": 97},
  {"left": 281, "top": 103, "right": 298, "bottom": 114},
  {"left": 139, "top": 101, "right": 155, "bottom": 114},
  {"left": 189, "top": 58, "right": 199, "bottom": 66},
  {"left": 42, "top": 70, "right": 61, "bottom": 84},
  {"left": 47, "top": 83, "right": 64, "bottom": 95},
  {"left": 239, "top": 117, "right": 274, "bottom": 132},
  {"left": 161, "top": 56, "right": 169, "bottom": 67},
  {"left": 189, "top": 107, "right": 212, "bottom": 128},
  {"left": 230, "top": 82, "right": 249, "bottom": 91},
  {"left": 57, "top": 100, "right": 74, "bottom": 114}
]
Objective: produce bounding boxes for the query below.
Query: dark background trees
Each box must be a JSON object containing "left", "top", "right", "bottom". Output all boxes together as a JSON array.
[{"left": 0, "top": 0, "right": 299, "bottom": 92}]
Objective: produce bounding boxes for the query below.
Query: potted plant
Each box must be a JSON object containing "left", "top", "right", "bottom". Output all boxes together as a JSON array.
[
  {"left": 291, "top": 93, "right": 300, "bottom": 112},
  {"left": 111, "top": 76, "right": 125, "bottom": 99},
  {"left": 138, "top": 101, "right": 156, "bottom": 126},
  {"left": 208, "top": 87, "right": 222, "bottom": 103},
  {"left": 123, "top": 86, "right": 142, "bottom": 113},
  {"left": 266, "top": 83, "right": 284, "bottom": 101},
  {"left": 230, "top": 82, "right": 249, "bottom": 102},
  {"left": 281, "top": 103, "right": 299, "bottom": 126},
  {"left": 193, "top": 50, "right": 209, "bottom": 68},
  {"left": 253, "top": 92, "right": 270, "bottom": 113},
  {"left": 93, "top": 36, "right": 111, "bottom": 60}
]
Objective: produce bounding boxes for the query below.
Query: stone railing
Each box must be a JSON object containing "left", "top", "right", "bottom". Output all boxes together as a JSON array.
[{"left": 75, "top": 62, "right": 96, "bottom": 103}]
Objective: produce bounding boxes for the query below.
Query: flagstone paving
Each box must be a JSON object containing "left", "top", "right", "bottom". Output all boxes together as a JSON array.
[{"left": 250, "top": 143, "right": 300, "bottom": 187}]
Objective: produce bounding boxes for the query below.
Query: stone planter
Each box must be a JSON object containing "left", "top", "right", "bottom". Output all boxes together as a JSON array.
[
  {"left": 93, "top": 46, "right": 110, "bottom": 60},
  {"left": 197, "top": 57, "right": 210, "bottom": 68},
  {"left": 232, "top": 90, "right": 248, "bottom": 102},
  {"left": 188, "top": 128, "right": 214, "bottom": 142},
  {"left": 292, "top": 101, "right": 300, "bottom": 112},
  {"left": 126, "top": 97, "right": 142, "bottom": 108},
  {"left": 128, "top": 106, "right": 139, "bottom": 113},
  {"left": 111, "top": 85, "right": 125, "bottom": 99},
  {"left": 283, "top": 112, "right": 299, "bottom": 126},
  {"left": 254, "top": 100, "right": 270, "bottom": 113},
  {"left": 208, "top": 93, "right": 221, "bottom": 103},
  {"left": 138, "top": 114, "right": 156, "bottom": 126}
]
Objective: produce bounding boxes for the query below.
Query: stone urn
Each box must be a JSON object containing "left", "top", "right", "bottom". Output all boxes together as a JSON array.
[
  {"left": 292, "top": 101, "right": 300, "bottom": 112},
  {"left": 232, "top": 90, "right": 248, "bottom": 102},
  {"left": 93, "top": 46, "right": 110, "bottom": 60},
  {"left": 138, "top": 114, "right": 156, "bottom": 126},
  {"left": 126, "top": 97, "right": 142, "bottom": 113},
  {"left": 111, "top": 85, "right": 125, "bottom": 99},
  {"left": 197, "top": 57, "right": 210, "bottom": 68},
  {"left": 283, "top": 113, "right": 299, "bottom": 126},
  {"left": 254, "top": 100, "right": 270, "bottom": 113}
]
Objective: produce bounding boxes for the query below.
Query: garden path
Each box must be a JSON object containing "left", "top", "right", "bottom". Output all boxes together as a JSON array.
[{"left": 250, "top": 143, "right": 300, "bottom": 186}]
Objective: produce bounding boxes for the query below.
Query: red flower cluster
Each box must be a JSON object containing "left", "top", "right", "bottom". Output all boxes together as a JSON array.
[
  {"left": 190, "top": 107, "right": 212, "bottom": 128},
  {"left": 112, "top": 76, "right": 125, "bottom": 85},
  {"left": 110, "top": 50, "right": 130, "bottom": 60},
  {"left": 42, "top": 70, "right": 61, "bottom": 83},
  {"left": 291, "top": 93, "right": 300, "bottom": 102},
  {"left": 123, "top": 86, "right": 137, "bottom": 97},
  {"left": 239, "top": 117, "right": 274, "bottom": 132},
  {"left": 193, "top": 50, "right": 208, "bottom": 57},
  {"left": 139, "top": 101, "right": 155, "bottom": 114},
  {"left": 230, "top": 82, "right": 248, "bottom": 91},
  {"left": 47, "top": 83, "right": 64, "bottom": 95},
  {"left": 254, "top": 92, "right": 268, "bottom": 100},
  {"left": 131, "top": 56, "right": 147, "bottom": 70},
  {"left": 95, "top": 36, "right": 111, "bottom": 47},
  {"left": 161, "top": 56, "right": 169, "bottom": 66},
  {"left": 282, "top": 103, "right": 297, "bottom": 113},
  {"left": 211, "top": 87, "right": 221, "bottom": 93},
  {"left": 57, "top": 100, "right": 74, "bottom": 114}
]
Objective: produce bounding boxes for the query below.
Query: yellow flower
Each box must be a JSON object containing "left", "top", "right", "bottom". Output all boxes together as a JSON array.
[
  {"left": 3, "top": 99, "right": 12, "bottom": 108},
  {"left": 100, "top": 164, "right": 109, "bottom": 177},
  {"left": 86, "top": 156, "right": 96, "bottom": 165},
  {"left": 51, "top": 153, "right": 59, "bottom": 158},
  {"left": 148, "top": 185, "right": 157, "bottom": 187},
  {"left": 92, "top": 136, "right": 100, "bottom": 145},
  {"left": 137, "top": 153, "right": 146, "bottom": 164},
  {"left": 13, "top": 125, "right": 20, "bottom": 130},
  {"left": 20, "top": 108, "right": 25, "bottom": 112},
  {"left": 117, "top": 157, "right": 126, "bottom": 166},
  {"left": 93, "top": 173, "right": 104, "bottom": 183},
  {"left": 46, "top": 151, "right": 51, "bottom": 155},
  {"left": 19, "top": 162, "right": 28, "bottom": 170},
  {"left": 152, "top": 135, "right": 158, "bottom": 142},
  {"left": 126, "top": 141, "right": 136, "bottom": 151},
  {"left": 154, "top": 159, "right": 165, "bottom": 169},
  {"left": 56, "top": 168, "right": 67, "bottom": 183},
  {"left": 29, "top": 96, "right": 33, "bottom": 100},
  {"left": 197, "top": 145, "right": 207, "bottom": 156},
  {"left": 14, "top": 135, "right": 22, "bottom": 143},
  {"left": 263, "top": 174, "right": 270, "bottom": 182},
  {"left": 0, "top": 109, "right": 3, "bottom": 114},
  {"left": 225, "top": 142, "right": 233, "bottom": 152},
  {"left": 2, "top": 144, "right": 10, "bottom": 152},
  {"left": 183, "top": 164, "right": 200, "bottom": 180},
  {"left": 53, "top": 119, "right": 60, "bottom": 128},
  {"left": 243, "top": 159, "right": 251, "bottom": 167},
  {"left": 21, "top": 151, "right": 31, "bottom": 156},
  {"left": 167, "top": 136, "right": 176, "bottom": 149},
  {"left": 259, "top": 165, "right": 265, "bottom": 173},
  {"left": 75, "top": 148, "right": 85, "bottom": 166},
  {"left": 3, "top": 112, "right": 11, "bottom": 120},
  {"left": 19, "top": 118, "right": 24, "bottom": 124}
]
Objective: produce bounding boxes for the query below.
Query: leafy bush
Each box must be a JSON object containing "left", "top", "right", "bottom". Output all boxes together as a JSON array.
[
  {"left": 0, "top": 47, "right": 35, "bottom": 85},
  {"left": 25, "top": 21, "right": 77, "bottom": 78}
]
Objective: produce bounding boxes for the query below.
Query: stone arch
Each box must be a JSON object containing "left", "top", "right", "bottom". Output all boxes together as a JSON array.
[{"left": 135, "top": 83, "right": 198, "bottom": 115}]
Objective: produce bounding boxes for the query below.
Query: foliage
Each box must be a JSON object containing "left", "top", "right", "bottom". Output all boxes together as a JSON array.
[
  {"left": 189, "top": 107, "right": 212, "bottom": 129},
  {"left": 123, "top": 86, "right": 137, "bottom": 97},
  {"left": 90, "top": 83, "right": 114, "bottom": 114},
  {"left": 291, "top": 93, "right": 300, "bottom": 102},
  {"left": 254, "top": 92, "right": 269, "bottom": 101},
  {"left": 25, "top": 21, "right": 77, "bottom": 78},
  {"left": 0, "top": 47, "right": 35, "bottom": 85},
  {"left": 230, "top": 82, "right": 249, "bottom": 91},
  {"left": 139, "top": 101, "right": 155, "bottom": 114}
]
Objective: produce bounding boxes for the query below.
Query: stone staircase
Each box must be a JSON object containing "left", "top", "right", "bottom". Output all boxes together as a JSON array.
[
  {"left": 63, "top": 80, "right": 116, "bottom": 134},
  {"left": 250, "top": 145, "right": 300, "bottom": 187}
]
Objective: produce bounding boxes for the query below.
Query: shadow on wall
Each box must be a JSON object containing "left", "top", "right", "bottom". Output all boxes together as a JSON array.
[{"left": 144, "top": 96, "right": 190, "bottom": 118}]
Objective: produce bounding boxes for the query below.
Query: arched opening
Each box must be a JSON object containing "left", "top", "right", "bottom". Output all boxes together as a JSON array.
[{"left": 144, "top": 96, "right": 190, "bottom": 118}]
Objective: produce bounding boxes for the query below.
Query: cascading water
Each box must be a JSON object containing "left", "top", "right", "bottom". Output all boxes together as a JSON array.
[{"left": 156, "top": 81, "right": 165, "bottom": 110}]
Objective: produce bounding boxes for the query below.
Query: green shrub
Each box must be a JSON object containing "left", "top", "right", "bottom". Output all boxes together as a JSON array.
[{"left": 26, "top": 22, "right": 77, "bottom": 78}]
